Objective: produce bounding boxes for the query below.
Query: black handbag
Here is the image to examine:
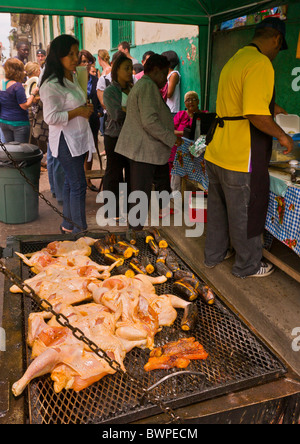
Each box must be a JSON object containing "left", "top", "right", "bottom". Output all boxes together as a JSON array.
[{"left": 31, "top": 100, "right": 49, "bottom": 143}]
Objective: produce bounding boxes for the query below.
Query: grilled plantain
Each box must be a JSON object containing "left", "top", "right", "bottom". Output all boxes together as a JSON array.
[
  {"left": 155, "top": 262, "right": 173, "bottom": 279},
  {"left": 148, "top": 228, "right": 168, "bottom": 249},
  {"left": 116, "top": 264, "right": 136, "bottom": 278},
  {"left": 113, "top": 243, "right": 134, "bottom": 259},
  {"left": 177, "top": 276, "right": 215, "bottom": 306},
  {"left": 181, "top": 303, "right": 199, "bottom": 331},
  {"left": 197, "top": 283, "right": 215, "bottom": 305},
  {"left": 147, "top": 238, "right": 159, "bottom": 256},
  {"left": 178, "top": 276, "right": 201, "bottom": 291},
  {"left": 156, "top": 249, "right": 168, "bottom": 263},
  {"left": 145, "top": 233, "right": 155, "bottom": 244},
  {"left": 104, "top": 233, "right": 117, "bottom": 247},
  {"left": 174, "top": 269, "right": 195, "bottom": 281},
  {"left": 103, "top": 253, "right": 124, "bottom": 267},
  {"left": 125, "top": 229, "right": 137, "bottom": 245},
  {"left": 173, "top": 280, "right": 198, "bottom": 302},
  {"left": 166, "top": 254, "right": 180, "bottom": 272},
  {"left": 117, "top": 240, "right": 139, "bottom": 256},
  {"left": 129, "top": 257, "right": 147, "bottom": 275},
  {"left": 94, "top": 239, "right": 112, "bottom": 255},
  {"left": 141, "top": 257, "right": 155, "bottom": 274}
]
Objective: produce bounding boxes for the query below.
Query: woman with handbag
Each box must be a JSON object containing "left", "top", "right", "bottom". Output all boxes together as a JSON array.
[{"left": 40, "top": 34, "right": 94, "bottom": 234}]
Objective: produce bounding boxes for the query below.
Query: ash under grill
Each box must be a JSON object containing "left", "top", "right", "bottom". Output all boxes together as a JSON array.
[{"left": 17, "top": 234, "right": 286, "bottom": 424}]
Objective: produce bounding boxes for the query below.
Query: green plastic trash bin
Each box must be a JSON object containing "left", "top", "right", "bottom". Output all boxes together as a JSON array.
[{"left": 0, "top": 142, "right": 43, "bottom": 224}]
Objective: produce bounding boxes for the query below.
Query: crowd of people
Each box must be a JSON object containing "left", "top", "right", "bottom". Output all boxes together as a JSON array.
[
  {"left": 0, "top": 36, "right": 188, "bottom": 233},
  {"left": 0, "top": 17, "right": 294, "bottom": 280}
]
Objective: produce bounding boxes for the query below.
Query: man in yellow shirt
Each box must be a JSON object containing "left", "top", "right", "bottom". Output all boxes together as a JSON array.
[{"left": 204, "top": 17, "right": 294, "bottom": 278}]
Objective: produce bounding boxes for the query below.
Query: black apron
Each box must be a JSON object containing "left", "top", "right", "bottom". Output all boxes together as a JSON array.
[
  {"left": 247, "top": 43, "right": 274, "bottom": 239},
  {"left": 248, "top": 90, "right": 275, "bottom": 239}
]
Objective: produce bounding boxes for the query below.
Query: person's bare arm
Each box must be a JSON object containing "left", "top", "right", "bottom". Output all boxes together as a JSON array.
[
  {"left": 97, "top": 89, "right": 106, "bottom": 109},
  {"left": 19, "top": 86, "right": 39, "bottom": 110},
  {"left": 246, "top": 114, "right": 294, "bottom": 155},
  {"left": 167, "top": 72, "right": 179, "bottom": 99}
]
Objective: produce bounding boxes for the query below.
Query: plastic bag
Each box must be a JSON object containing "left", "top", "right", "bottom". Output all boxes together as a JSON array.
[{"left": 189, "top": 135, "right": 207, "bottom": 157}]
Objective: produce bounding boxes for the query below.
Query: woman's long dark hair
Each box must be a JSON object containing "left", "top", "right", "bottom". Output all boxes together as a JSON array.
[{"left": 40, "top": 34, "right": 79, "bottom": 87}]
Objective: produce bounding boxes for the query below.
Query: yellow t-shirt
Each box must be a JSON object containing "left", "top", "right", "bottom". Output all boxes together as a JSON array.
[{"left": 205, "top": 46, "right": 275, "bottom": 172}]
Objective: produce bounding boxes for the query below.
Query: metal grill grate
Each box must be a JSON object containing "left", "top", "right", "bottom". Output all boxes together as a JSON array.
[{"left": 17, "top": 234, "right": 287, "bottom": 424}]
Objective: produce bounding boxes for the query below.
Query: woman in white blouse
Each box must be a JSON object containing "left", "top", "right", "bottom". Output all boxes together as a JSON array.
[{"left": 40, "top": 35, "right": 94, "bottom": 234}]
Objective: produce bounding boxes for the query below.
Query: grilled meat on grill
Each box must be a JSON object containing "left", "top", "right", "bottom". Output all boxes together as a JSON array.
[
  {"left": 15, "top": 251, "right": 116, "bottom": 276},
  {"left": 11, "top": 238, "right": 200, "bottom": 396},
  {"left": 144, "top": 337, "right": 208, "bottom": 371},
  {"left": 12, "top": 302, "right": 145, "bottom": 396}
]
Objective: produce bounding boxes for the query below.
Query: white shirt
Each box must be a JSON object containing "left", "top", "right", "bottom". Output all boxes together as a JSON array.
[
  {"left": 96, "top": 72, "right": 112, "bottom": 91},
  {"left": 166, "top": 70, "right": 181, "bottom": 113},
  {"left": 40, "top": 74, "right": 95, "bottom": 161}
]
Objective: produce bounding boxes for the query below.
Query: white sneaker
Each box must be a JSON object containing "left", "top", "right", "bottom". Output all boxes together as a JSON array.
[{"left": 247, "top": 261, "right": 275, "bottom": 278}]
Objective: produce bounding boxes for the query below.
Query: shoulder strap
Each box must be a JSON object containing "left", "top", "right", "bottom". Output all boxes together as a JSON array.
[{"left": 104, "top": 76, "right": 111, "bottom": 87}]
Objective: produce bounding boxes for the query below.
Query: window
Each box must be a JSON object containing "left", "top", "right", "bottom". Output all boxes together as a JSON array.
[{"left": 111, "top": 20, "right": 134, "bottom": 50}]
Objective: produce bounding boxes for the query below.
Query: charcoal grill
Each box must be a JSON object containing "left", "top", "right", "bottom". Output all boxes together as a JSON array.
[{"left": 1, "top": 232, "right": 288, "bottom": 424}]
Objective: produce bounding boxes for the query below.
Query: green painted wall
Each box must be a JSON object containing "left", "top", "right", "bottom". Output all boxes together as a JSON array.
[
  {"left": 209, "top": 3, "right": 300, "bottom": 115},
  {"left": 96, "top": 36, "right": 201, "bottom": 111}
]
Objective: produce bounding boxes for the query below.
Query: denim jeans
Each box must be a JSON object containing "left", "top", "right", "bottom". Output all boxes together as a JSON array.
[
  {"left": 47, "top": 145, "right": 65, "bottom": 203},
  {"left": 0, "top": 123, "right": 30, "bottom": 143},
  {"left": 57, "top": 133, "right": 87, "bottom": 233},
  {"left": 205, "top": 161, "right": 262, "bottom": 278}
]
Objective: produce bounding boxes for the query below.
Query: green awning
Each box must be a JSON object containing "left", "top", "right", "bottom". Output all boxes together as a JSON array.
[{"left": 1, "top": 0, "right": 298, "bottom": 25}]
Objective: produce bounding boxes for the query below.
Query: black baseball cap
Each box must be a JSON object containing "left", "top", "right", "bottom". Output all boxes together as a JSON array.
[
  {"left": 256, "top": 17, "right": 288, "bottom": 51},
  {"left": 36, "top": 49, "right": 46, "bottom": 56}
]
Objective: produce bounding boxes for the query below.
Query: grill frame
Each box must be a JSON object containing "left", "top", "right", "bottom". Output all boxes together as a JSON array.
[{"left": 6, "top": 233, "right": 288, "bottom": 424}]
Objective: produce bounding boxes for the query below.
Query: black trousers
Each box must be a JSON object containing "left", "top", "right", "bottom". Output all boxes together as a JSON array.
[
  {"left": 103, "top": 135, "right": 130, "bottom": 218},
  {"left": 129, "top": 159, "right": 171, "bottom": 230}
]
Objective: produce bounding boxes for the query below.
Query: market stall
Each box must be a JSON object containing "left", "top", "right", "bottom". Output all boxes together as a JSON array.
[{"left": 171, "top": 125, "right": 300, "bottom": 285}]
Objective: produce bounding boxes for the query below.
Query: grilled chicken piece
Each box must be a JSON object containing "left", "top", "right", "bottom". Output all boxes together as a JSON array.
[
  {"left": 10, "top": 260, "right": 120, "bottom": 308},
  {"left": 144, "top": 337, "right": 208, "bottom": 371},
  {"left": 22, "top": 237, "right": 96, "bottom": 260},
  {"left": 15, "top": 251, "right": 117, "bottom": 277},
  {"left": 88, "top": 275, "right": 184, "bottom": 349},
  {"left": 12, "top": 303, "right": 146, "bottom": 396}
]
